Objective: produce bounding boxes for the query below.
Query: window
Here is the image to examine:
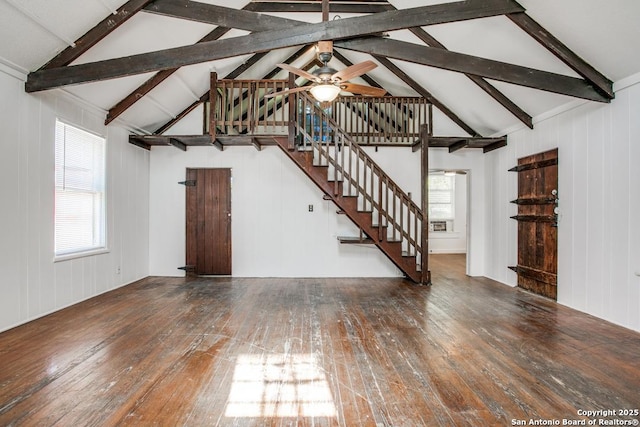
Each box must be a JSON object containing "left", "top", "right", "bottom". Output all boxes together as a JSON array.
[
  {"left": 428, "top": 173, "right": 455, "bottom": 221},
  {"left": 54, "top": 120, "right": 106, "bottom": 258}
]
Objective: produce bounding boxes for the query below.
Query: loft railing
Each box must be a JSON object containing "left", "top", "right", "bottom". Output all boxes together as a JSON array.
[
  {"left": 207, "top": 78, "right": 290, "bottom": 136},
  {"left": 295, "top": 91, "right": 427, "bottom": 264},
  {"left": 207, "top": 75, "right": 430, "bottom": 146},
  {"left": 330, "top": 96, "right": 430, "bottom": 144}
]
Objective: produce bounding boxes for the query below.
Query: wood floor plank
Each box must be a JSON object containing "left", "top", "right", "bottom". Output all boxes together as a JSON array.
[{"left": 1, "top": 256, "right": 639, "bottom": 426}]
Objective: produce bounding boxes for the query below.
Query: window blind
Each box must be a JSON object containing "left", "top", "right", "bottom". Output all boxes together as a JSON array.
[
  {"left": 54, "top": 120, "right": 106, "bottom": 256},
  {"left": 428, "top": 174, "right": 455, "bottom": 220}
]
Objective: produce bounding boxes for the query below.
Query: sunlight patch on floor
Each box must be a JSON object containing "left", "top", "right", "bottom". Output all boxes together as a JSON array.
[{"left": 225, "top": 353, "right": 336, "bottom": 418}]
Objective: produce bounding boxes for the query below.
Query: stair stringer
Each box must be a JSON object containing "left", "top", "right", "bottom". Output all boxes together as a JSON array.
[{"left": 273, "top": 137, "right": 421, "bottom": 283}]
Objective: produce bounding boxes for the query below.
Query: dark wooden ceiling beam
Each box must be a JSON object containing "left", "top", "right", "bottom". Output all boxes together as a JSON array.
[
  {"left": 336, "top": 38, "right": 610, "bottom": 103},
  {"left": 169, "top": 138, "right": 187, "bottom": 151},
  {"left": 372, "top": 55, "right": 480, "bottom": 137},
  {"left": 245, "top": 2, "right": 393, "bottom": 14},
  {"left": 129, "top": 135, "right": 151, "bottom": 150},
  {"left": 411, "top": 136, "right": 507, "bottom": 152},
  {"left": 406, "top": 26, "right": 533, "bottom": 129},
  {"left": 448, "top": 139, "right": 469, "bottom": 153},
  {"left": 26, "top": 0, "right": 525, "bottom": 92},
  {"left": 483, "top": 139, "right": 508, "bottom": 153},
  {"left": 40, "top": 0, "right": 154, "bottom": 70},
  {"left": 144, "top": 0, "right": 302, "bottom": 32},
  {"left": 213, "top": 139, "right": 224, "bottom": 151},
  {"left": 507, "top": 12, "right": 613, "bottom": 100},
  {"left": 322, "top": 0, "right": 330, "bottom": 22}
]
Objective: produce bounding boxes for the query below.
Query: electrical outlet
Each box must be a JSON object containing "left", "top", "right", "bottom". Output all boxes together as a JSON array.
[
  {"left": 308, "top": 204, "right": 313, "bottom": 212},
  {"left": 116, "top": 266, "right": 121, "bottom": 275}
]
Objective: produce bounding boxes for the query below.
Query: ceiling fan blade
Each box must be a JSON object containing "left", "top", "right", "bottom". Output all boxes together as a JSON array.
[
  {"left": 277, "top": 63, "right": 320, "bottom": 83},
  {"left": 331, "top": 60, "right": 377, "bottom": 82},
  {"left": 263, "top": 86, "right": 310, "bottom": 99},
  {"left": 341, "top": 83, "right": 387, "bottom": 97}
]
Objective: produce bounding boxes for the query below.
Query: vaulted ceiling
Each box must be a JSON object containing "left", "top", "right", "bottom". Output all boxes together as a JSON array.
[{"left": 2, "top": 0, "right": 640, "bottom": 140}]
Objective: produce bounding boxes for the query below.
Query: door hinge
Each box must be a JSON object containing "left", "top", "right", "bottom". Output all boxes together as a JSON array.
[{"left": 178, "top": 180, "right": 197, "bottom": 186}]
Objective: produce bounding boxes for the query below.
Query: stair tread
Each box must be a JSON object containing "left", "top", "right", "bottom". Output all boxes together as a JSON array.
[{"left": 337, "top": 236, "right": 375, "bottom": 244}]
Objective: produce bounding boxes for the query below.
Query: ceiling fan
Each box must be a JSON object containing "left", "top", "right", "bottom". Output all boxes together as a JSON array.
[
  {"left": 265, "top": 1, "right": 387, "bottom": 102},
  {"left": 265, "top": 41, "right": 386, "bottom": 102}
]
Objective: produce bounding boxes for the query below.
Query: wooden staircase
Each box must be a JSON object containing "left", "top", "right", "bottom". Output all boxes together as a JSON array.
[{"left": 274, "top": 92, "right": 428, "bottom": 284}]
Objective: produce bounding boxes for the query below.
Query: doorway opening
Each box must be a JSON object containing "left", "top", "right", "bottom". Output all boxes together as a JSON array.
[{"left": 427, "top": 169, "right": 470, "bottom": 275}]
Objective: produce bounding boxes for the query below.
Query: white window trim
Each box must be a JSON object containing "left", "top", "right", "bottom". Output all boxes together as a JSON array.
[
  {"left": 54, "top": 119, "right": 109, "bottom": 262},
  {"left": 428, "top": 174, "right": 456, "bottom": 231},
  {"left": 54, "top": 248, "right": 110, "bottom": 263}
]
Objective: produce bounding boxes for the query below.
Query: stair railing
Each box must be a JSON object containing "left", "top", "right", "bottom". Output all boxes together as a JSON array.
[{"left": 295, "top": 92, "right": 427, "bottom": 263}]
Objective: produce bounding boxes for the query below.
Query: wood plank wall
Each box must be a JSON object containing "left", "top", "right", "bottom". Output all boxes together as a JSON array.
[
  {"left": 0, "top": 70, "right": 150, "bottom": 333},
  {"left": 485, "top": 80, "right": 640, "bottom": 332}
]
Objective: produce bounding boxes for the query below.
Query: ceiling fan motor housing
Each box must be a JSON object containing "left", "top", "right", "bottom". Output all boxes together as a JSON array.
[{"left": 314, "top": 65, "right": 338, "bottom": 82}]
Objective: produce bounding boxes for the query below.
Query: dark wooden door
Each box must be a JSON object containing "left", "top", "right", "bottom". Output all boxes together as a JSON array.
[
  {"left": 186, "top": 168, "right": 232, "bottom": 275},
  {"left": 510, "top": 148, "right": 558, "bottom": 299}
]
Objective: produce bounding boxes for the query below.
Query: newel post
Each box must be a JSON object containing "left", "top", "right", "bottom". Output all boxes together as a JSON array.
[
  {"left": 420, "top": 123, "right": 432, "bottom": 285},
  {"left": 288, "top": 72, "right": 296, "bottom": 150},
  {"left": 209, "top": 72, "right": 218, "bottom": 143}
]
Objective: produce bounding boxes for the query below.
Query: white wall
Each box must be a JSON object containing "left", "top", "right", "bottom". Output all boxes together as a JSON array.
[
  {"left": 485, "top": 77, "right": 640, "bottom": 333},
  {"left": 148, "top": 129, "right": 487, "bottom": 279},
  {"left": 0, "top": 65, "right": 150, "bottom": 333},
  {"left": 149, "top": 145, "right": 402, "bottom": 277}
]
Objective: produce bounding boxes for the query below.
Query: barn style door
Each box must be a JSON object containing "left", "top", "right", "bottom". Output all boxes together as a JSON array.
[
  {"left": 184, "top": 168, "right": 232, "bottom": 276},
  {"left": 509, "top": 148, "right": 558, "bottom": 299}
]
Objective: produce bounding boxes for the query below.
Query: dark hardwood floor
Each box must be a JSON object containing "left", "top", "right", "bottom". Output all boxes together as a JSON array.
[{"left": 0, "top": 254, "right": 638, "bottom": 426}]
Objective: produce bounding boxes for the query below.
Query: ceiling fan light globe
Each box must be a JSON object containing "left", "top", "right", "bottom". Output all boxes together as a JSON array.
[{"left": 310, "top": 84, "right": 341, "bottom": 102}]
